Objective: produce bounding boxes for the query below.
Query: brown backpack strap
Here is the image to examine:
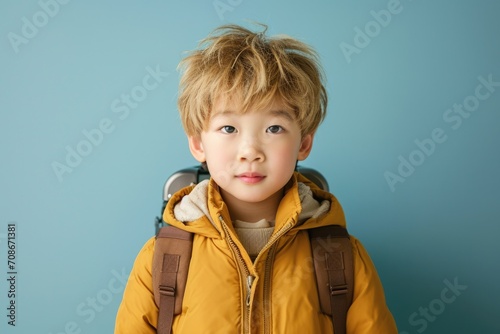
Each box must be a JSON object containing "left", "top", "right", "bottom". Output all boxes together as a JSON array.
[
  {"left": 152, "top": 226, "right": 193, "bottom": 334},
  {"left": 309, "top": 225, "right": 354, "bottom": 334}
]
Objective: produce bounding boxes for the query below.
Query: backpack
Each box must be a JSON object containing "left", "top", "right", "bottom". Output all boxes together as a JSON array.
[{"left": 153, "top": 165, "right": 354, "bottom": 334}]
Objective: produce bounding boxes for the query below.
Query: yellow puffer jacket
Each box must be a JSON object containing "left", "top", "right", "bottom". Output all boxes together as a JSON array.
[{"left": 115, "top": 173, "right": 398, "bottom": 333}]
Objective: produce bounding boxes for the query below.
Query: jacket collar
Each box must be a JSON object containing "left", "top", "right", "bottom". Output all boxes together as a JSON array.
[{"left": 162, "top": 172, "right": 346, "bottom": 239}]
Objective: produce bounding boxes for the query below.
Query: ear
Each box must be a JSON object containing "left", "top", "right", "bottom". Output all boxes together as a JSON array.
[
  {"left": 297, "top": 133, "right": 314, "bottom": 161},
  {"left": 188, "top": 136, "right": 206, "bottom": 162}
]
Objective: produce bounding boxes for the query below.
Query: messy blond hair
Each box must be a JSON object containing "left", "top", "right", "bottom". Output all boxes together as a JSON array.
[{"left": 177, "top": 24, "right": 327, "bottom": 137}]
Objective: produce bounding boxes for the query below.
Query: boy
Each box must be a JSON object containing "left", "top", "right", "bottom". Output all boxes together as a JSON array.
[{"left": 115, "top": 24, "right": 398, "bottom": 333}]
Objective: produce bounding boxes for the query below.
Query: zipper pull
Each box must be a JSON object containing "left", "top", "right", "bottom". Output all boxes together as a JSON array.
[{"left": 246, "top": 275, "right": 255, "bottom": 306}]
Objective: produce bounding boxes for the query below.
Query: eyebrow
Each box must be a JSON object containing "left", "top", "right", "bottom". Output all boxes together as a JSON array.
[{"left": 269, "top": 109, "right": 295, "bottom": 121}]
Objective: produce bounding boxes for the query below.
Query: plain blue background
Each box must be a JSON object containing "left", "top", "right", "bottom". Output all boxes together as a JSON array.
[{"left": 1, "top": 0, "right": 499, "bottom": 333}]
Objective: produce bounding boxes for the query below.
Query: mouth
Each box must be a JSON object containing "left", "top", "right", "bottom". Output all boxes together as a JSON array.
[{"left": 236, "top": 172, "right": 265, "bottom": 184}]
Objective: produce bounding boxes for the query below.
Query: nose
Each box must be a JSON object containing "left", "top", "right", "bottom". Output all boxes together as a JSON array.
[{"left": 238, "top": 137, "right": 264, "bottom": 162}]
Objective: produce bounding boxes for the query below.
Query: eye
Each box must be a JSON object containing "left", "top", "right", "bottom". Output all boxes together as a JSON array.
[
  {"left": 220, "top": 125, "right": 236, "bottom": 134},
  {"left": 266, "top": 125, "right": 284, "bottom": 134}
]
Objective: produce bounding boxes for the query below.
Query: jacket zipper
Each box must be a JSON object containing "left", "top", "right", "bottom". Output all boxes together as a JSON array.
[
  {"left": 259, "top": 221, "right": 294, "bottom": 334},
  {"left": 219, "top": 215, "right": 254, "bottom": 334},
  {"left": 219, "top": 216, "right": 294, "bottom": 334}
]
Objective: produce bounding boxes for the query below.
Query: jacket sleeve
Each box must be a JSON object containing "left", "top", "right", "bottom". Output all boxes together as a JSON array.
[
  {"left": 114, "top": 237, "right": 158, "bottom": 334},
  {"left": 347, "top": 236, "right": 398, "bottom": 333}
]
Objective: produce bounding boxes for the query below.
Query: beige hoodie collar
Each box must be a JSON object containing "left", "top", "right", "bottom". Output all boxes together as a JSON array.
[
  {"left": 172, "top": 177, "right": 329, "bottom": 223},
  {"left": 163, "top": 172, "right": 345, "bottom": 237}
]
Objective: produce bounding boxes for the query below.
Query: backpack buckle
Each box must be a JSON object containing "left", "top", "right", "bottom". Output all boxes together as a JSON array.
[
  {"left": 330, "top": 284, "right": 348, "bottom": 296},
  {"left": 159, "top": 285, "right": 175, "bottom": 297}
]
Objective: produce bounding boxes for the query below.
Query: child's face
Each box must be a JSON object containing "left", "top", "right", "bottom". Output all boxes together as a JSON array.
[{"left": 188, "top": 96, "right": 314, "bottom": 211}]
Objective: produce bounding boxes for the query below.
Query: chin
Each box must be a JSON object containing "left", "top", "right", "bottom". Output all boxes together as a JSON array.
[{"left": 235, "top": 187, "right": 284, "bottom": 203}]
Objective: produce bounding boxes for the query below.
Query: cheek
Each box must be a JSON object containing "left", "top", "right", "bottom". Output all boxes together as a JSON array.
[
  {"left": 204, "top": 142, "right": 234, "bottom": 162},
  {"left": 204, "top": 145, "right": 236, "bottom": 178},
  {"left": 276, "top": 139, "right": 302, "bottom": 157},
  {"left": 271, "top": 143, "right": 301, "bottom": 166},
  {"left": 206, "top": 158, "right": 236, "bottom": 187}
]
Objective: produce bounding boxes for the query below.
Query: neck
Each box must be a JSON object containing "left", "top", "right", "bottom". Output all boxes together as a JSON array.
[{"left": 220, "top": 188, "right": 283, "bottom": 223}]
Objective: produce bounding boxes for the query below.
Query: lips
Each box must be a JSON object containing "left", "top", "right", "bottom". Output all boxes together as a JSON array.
[{"left": 237, "top": 172, "right": 265, "bottom": 184}]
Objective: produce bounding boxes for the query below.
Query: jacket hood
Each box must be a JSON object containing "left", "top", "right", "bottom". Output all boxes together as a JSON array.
[{"left": 162, "top": 172, "right": 346, "bottom": 239}]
